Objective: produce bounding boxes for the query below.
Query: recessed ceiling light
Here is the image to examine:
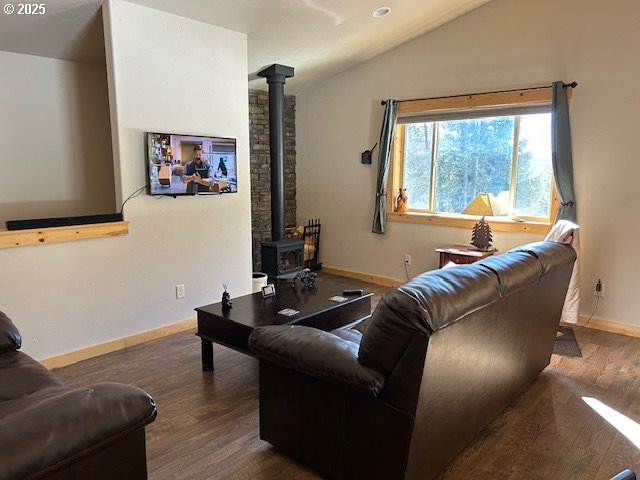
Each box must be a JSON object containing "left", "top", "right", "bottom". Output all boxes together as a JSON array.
[{"left": 372, "top": 7, "right": 391, "bottom": 18}]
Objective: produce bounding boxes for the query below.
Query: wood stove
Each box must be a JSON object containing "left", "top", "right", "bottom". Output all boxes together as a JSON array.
[
  {"left": 257, "top": 63, "right": 305, "bottom": 280},
  {"left": 261, "top": 239, "right": 304, "bottom": 279}
]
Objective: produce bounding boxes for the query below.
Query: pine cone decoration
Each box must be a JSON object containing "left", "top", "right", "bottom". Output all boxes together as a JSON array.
[{"left": 471, "top": 216, "right": 493, "bottom": 250}]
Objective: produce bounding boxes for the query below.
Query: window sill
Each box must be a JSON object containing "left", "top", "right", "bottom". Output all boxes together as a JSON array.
[
  {"left": 0, "top": 221, "right": 129, "bottom": 249},
  {"left": 387, "top": 212, "right": 551, "bottom": 234}
]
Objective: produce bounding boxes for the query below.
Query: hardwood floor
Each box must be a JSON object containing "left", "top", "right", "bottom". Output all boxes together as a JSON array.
[{"left": 54, "top": 274, "right": 640, "bottom": 480}]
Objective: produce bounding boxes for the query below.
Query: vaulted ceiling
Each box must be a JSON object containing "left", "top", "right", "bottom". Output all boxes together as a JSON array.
[{"left": 0, "top": 0, "right": 492, "bottom": 92}]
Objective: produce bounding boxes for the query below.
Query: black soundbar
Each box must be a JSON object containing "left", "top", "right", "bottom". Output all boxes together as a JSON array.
[{"left": 6, "top": 213, "right": 124, "bottom": 231}]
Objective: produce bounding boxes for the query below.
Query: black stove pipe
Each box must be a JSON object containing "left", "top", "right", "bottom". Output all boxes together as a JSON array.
[{"left": 257, "top": 64, "right": 294, "bottom": 242}]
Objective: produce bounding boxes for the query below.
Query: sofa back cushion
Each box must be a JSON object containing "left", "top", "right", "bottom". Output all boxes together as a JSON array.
[
  {"left": 475, "top": 251, "right": 542, "bottom": 297},
  {"left": 0, "top": 311, "right": 21, "bottom": 355},
  {"left": 357, "top": 241, "right": 576, "bottom": 376},
  {"left": 509, "top": 242, "right": 575, "bottom": 274},
  {"left": 358, "top": 266, "right": 500, "bottom": 374}
]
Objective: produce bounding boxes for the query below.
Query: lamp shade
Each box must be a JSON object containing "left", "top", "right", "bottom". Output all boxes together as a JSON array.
[{"left": 462, "top": 192, "right": 507, "bottom": 216}]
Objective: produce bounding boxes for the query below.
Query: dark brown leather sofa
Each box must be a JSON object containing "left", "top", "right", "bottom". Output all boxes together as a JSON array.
[
  {"left": 0, "top": 311, "right": 157, "bottom": 480},
  {"left": 248, "top": 241, "right": 576, "bottom": 480}
]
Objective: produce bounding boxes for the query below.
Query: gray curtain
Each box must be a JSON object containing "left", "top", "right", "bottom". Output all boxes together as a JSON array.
[
  {"left": 372, "top": 99, "right": 398, "bottom": 234},
  {"left": 551, "top": 81, "right": 577, "bottom": 223}
]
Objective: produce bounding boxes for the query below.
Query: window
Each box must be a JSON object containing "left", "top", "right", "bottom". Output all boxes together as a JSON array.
[{"left": 390, "top": 88, "right": 560, "bottom": 231}]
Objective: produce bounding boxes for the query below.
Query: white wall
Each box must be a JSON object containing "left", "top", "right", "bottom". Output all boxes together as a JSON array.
[
  {"left": 0, "top": 51, "right": 115, "bottom": 225},
  {"left": 0, "top": 0, "right": 251, "bottom": 360},
  {"left": 297, "top": 0, "right": 640, "bottom": 326}
]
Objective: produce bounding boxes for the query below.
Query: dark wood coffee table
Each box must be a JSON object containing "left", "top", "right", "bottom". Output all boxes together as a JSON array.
[{"left": 195, "top": 283, "right": 372, "bottom": 370}]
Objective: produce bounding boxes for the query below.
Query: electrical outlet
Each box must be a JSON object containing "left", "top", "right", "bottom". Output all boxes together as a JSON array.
[
  {"left": 404, "top": 254, "right": 412, "bottom": 265},
  {"left": 176, "top": 284, "right": 185, "bottom": 299},
  {"left": 594, "top": 279, "right": 604, "bottom": 297}
]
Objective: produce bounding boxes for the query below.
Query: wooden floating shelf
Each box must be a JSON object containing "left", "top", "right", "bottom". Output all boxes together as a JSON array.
[{"left": 0, "top": 221, "right": 129, "bottom": 249}]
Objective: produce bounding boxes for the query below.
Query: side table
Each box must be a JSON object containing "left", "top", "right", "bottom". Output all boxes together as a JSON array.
[{"left": 435, "top": 245, "right": 497, "bottom": 268}]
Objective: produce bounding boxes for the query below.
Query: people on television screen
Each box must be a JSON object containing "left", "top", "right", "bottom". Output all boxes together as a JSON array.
[
  {"left": 218, "top": 157, "right": 228, "bottom": 177},
  {"left": 181, "top": 145, "right": 213, "bottom": 193}
]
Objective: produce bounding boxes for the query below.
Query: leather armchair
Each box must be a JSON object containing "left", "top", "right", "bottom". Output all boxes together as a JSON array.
[
  {"left": 249, "top": 241, "right": 577, "bottom": 480},
  {"left": 0, "top": 311, "right": 157, "bottom": 480}
]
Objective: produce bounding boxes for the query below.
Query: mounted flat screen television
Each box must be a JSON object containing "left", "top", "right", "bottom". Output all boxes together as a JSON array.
[{"left": 146, "top": 132, "right": 237, "bottom": 196}]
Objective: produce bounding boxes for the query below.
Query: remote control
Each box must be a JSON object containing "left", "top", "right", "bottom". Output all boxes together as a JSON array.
[{"left": 342, "top": 289, "right": 363, "bottom": 296}]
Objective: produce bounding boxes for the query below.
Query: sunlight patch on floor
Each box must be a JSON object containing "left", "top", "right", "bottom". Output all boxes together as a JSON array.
[{"left": 582, "top": 397, "right": 640, "bottom": 449}]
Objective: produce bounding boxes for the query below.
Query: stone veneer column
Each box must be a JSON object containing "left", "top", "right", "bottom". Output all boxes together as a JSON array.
[{"left": 249, "top": 89, "right": 297, "bottom": 271}]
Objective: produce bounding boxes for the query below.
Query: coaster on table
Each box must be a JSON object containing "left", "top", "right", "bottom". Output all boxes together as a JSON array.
[{"left": 329, "top": 296, "right": 348, "bottom": 303}]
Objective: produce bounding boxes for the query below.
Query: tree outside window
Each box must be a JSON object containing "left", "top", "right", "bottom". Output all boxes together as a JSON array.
[{"left": 401, "top": 112, "right": 552, "bottom": 221}]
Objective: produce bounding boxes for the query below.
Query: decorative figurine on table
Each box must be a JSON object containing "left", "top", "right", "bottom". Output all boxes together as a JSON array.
[
  {"left": 470, "top": 216, "right": 493, "bottom": 250},
  {"left": 293, "top": 268, "right": 318, "bottom": 290},
  {"left": 221, "top": 283, "right": 232, "bottom": 309}
]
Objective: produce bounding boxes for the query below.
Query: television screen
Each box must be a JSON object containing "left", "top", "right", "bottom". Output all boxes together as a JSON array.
[{"left": 146, "top": 132, "right": 237, "bottom": 195}]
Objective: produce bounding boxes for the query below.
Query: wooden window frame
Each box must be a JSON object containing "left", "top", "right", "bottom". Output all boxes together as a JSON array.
[{"left": 387, "top": 87, "right": 566, "bottom": 235}]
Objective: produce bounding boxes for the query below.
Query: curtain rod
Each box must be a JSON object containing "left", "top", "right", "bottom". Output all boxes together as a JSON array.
[{"left": 380, "top": 82, "right": 578, "bottom": 105}]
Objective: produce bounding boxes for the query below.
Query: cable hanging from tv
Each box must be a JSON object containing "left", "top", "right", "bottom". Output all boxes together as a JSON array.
[{"left": 120, "top": 185, "right": 148, "bottom": 214}]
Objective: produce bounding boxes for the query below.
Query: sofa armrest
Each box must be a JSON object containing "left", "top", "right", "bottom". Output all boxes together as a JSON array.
[
  {"left": 248, "top": 325, "right": 385, "bottom": 396},
  {"left": 0, "top": 382, "right": 157, "bottom": 480},
  {"left": 0, "top": 311, "right": 21, "bottom": 355}
]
